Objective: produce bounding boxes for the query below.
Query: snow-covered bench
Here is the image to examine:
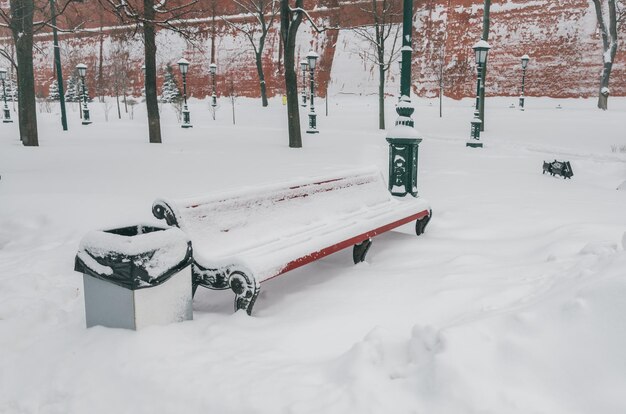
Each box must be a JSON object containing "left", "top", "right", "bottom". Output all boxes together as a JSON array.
[{"left": 152, "top": 168, "right": 431, "bottom": 314}]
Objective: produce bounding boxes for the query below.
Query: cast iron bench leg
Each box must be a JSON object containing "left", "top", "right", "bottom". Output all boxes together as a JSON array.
[
  {"left": 230, "top": 271, "right": 260, "bottom": 315},
  {"left": 353, "top": 239, "right": 372, "bottom": 264},
  {"left": 416, "top": 211, "right": 432, "bottom": 236},
  {"left": 192, "top": 265, "right": 260, "bottom": 315}
]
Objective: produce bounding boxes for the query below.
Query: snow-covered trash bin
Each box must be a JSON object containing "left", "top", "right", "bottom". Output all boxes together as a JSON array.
[{"left": 74, "top": 225, "right": 193, "bottom": 330}]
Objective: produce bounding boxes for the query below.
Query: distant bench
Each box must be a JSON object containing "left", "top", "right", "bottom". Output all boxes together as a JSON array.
[{"left": 152, "top": 168, "right": 432, "bottom": 314}]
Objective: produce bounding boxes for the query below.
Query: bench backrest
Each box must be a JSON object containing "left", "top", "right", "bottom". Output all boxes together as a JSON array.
[{"left": 152, "top": 168, "right": 393, "bottom": 256}]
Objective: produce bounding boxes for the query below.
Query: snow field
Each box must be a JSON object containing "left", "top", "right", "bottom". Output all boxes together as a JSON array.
[{"left": 1, "top": 95, "right": 626, "bottom": 413}]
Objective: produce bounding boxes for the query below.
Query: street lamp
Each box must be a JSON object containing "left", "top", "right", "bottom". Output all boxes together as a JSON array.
[
  {"left": 177, "top": 58, "right": 192, "bottom": 128},
  {"left": 466, "top": 40, "right": 491, "bottom": 148},
  {"left": 300, "top": 59, "right": 308, "bottom": 107},
  {"left": 385, "top": 0, "right": 422, "bottom": 198},
  {"left": 519, "top": 54, "right": 530, "bottom": 111},
  {"left": 306, "top": 50, "right": 319, "bottom": 134},
  {"left": 76, "top": 63, "right": 92, "bottom": 125},
  {"left": 209, "top": 62, "right": 217, "bottom": 112},
  {"left": 0, "top": 68, "right": 12, "bottom": 123}
]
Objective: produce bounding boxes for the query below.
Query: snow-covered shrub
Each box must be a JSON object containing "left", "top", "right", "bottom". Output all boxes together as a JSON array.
[
  {"left": 48, "top": 80, "right": 60, "bottom": 101},
  {"left": 160, "top": 64, "right": 182, "bottom": 104}
]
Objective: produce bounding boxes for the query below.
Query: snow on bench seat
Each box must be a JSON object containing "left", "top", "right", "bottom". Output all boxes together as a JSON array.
[{"left": 152, "top": 167, "right": 431, "bottom": 314}]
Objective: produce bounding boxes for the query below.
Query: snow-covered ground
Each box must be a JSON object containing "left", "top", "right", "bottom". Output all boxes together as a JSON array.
[{"left": 1, "top": 95, "right": 625, "bottom": 413}]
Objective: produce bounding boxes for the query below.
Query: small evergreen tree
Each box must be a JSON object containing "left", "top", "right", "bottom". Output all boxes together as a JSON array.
[
  {"left": 65, "top": 75, "right": 80, "bottom": 102},
  {"left": 48, "top": 80, "right": 60, "bottom": 101},
  {"left": 64, "top": 74, "right": 92, "bottom": 102},
  {"left": 160, "top": 64, "right": 182, "bottom": 103}
]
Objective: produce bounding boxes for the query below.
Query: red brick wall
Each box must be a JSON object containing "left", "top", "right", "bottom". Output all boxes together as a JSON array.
[
  {"left": 413, "top": 0, "right": 621, "bottom": 99},
  {"left": 3, "top": 0, "right": 622, "bottom": 100}
]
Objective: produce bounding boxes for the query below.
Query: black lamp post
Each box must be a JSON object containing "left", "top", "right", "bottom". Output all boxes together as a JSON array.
[
  {"left": 177, "top": 58, "right": 192, "bottom": 128},
  {"left": 466, "top": 40, "right": 490, "bottom": 148},
  {"left": 209, "top": 62, "right": 217, "bottom": 113},
  {"left": 0, "top": 68, "right": 12, "bottom": 124},
  {"left": 306, "top": 50, "right": 319, "bottom": 134},
  {"left": 76, "top": 63, "right": 92, "bottom": 125},
  {"left": 141, "top": 64, "right": 146, "bottom": 99},
  {"left": 300, "top": 59, "right": 308, "bottom": 107},
  {"left": 519, "top": 54, "right": 529, "bottom": 111},
  {"left": 385, "top": 0, "right": 422, "bottom": 198},
  {"left": 397, "top": 59, "right": 402, "bottom": 101}
]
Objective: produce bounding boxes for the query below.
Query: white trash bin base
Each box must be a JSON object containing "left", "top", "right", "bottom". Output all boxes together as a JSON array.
[{"left": 83, "top": 266, "right": 193, "bottom": 330}]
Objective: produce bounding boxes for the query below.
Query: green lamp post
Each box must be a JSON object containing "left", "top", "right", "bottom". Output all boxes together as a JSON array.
[
  {"left": 519, "top": 54, "right": 529, "bottom": 110},
  {"left": 385, "top": 0, "right": 421, "bottom": 197},
  {"left": 178, "top": 58, "right": 192, "bottom": 128},
  {"left": 0, "top": 68, "right": 12, "bottom": 123},
  {"left": 210, "top": 62, "right": 217, "bottom": 111},
  {"left": 76, "top": 63, "right": 92, "bottom": 125},
  {"left": 466, "top": 40, "right": 490, "bottom": 148},
  {"left": 306, "top": 50, "right": 319, "bottom": 134}
]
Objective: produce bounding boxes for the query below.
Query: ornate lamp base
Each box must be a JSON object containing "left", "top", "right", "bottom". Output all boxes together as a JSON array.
[
  {"left": 466, "top": 141, "right": 483, "bottom": 148},
  {"left": 386, "top": 136, "right": 421, "bottom": 197},
  {"left": 181, "top": 108, "right": 193, "bottom": 128},
  {"left": 2, "top": 107, "right": 11, "bottom": 123},
  {"left": 306, "top": 112, "right": 318, "bottom": 134},
  {"left": 81, "top": 107, "right": 92, "bottom": 125}
]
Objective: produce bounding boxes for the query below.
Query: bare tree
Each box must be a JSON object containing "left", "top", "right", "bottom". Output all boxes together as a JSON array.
[
  {"left": 434, "top": 46, "right": 445, "bottom": 118},
  {"left": 0, "top": 0, "right": 80, "bottom": 146},
  {"left": 223, "top": 0, "right": 278, "bottom": 107},
  {"left": 351, "top": 0, "right": 401, "bottom": 130},
  {"left": 109, "top": 37, "right": 131, "bottom": 119},
  {"left": 280, "top": 0, "right": 335, "bottom": 147},
  {"left": 99, "top": 0, "right": 200, "bottom": 143},
  {"left": 280, "top": 0, "right": 304, "bottom": 148},
  {"left": 591, "top": 0, "right": 622, "bottom": 110},
  {"left": 2, "top": 0, "right": 38, "bottom": 146}
]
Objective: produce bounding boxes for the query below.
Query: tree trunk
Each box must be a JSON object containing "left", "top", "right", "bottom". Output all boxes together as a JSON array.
[
  {"left": 50, "top": 0, "right": 68, "bottom": 131},
  {"left": 123, "top": 75, "right": 128, "bottom": 113},
  {"left": 378, "top": 62, "right": 385, "bottom": 129},
  {"left": 11, "top": 0, "right": 39, "bottom": 146},
  {"left": 281, "top": 0, "right": 303, "bottom": 148},
  {"left": 284, "top": 38, "right": 301, "bottom": 148},
  {"left": 98, "top": 23, "right": 105, "bottom": 102},
  {"left": 592, "top": 0, "right": 617, "bottom": 111},
  {"left": 598, "top": 61, "right": 613, "bottom": 110},
  {"left": 255, "top": 52, "right": 269, "bottom": 107},
  {"left": 143, "top": 0, "right": 162, "bottom": 143}
]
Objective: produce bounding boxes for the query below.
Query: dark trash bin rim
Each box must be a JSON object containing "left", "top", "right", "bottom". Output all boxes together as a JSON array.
[{"left": 75, "top": 224, "right": 192, "bottom": 290}]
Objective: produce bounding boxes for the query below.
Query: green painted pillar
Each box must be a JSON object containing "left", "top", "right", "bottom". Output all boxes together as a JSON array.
[{"left": 386, "top": 0, "right": 422, "bottom": 198}]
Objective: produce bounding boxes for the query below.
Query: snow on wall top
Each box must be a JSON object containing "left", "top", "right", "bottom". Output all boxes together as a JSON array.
[{"left": 5, "top": 0, "right": 624, "bottom": 99}]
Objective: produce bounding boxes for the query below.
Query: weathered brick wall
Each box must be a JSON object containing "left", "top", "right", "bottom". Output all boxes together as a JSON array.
[
  {"left": 2, "top": 0, "right": 622, "bottom": 100},
  {"left": 413, "top": 0, "right": 621, "bottom": 98}
]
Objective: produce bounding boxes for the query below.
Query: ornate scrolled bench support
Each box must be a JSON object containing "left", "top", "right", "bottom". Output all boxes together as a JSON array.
[
  {"left": 193, "top": 264, "right": 260, "bottom": 315},
  {"left": 353, "top": 239, "right": 372, "bottom": 264},
  {"left": 152, "top": 200, "right": 180, "bottom": 227},
  {"left": 229, "top": 271, "right": 260, "bottom": 315},
  {"left": 415, "top": 210, "right": 432, "bottom": 236}
]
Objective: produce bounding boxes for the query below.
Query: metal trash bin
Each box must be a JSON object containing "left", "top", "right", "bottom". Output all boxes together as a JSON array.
[{"left": 74, "top": 224, "right": 193, "bottom": 330}]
